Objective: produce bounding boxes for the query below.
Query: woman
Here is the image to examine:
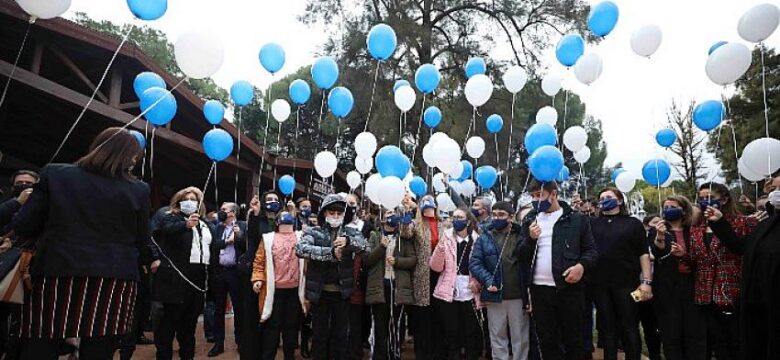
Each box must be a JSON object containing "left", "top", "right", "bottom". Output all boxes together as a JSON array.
[
  {"left": 640, "top": 214, "right": 662, "bottom": 360},
  {"left": 430, "top": 208, "right": 483, "bottom": 360},
  {"left": 153, "top": 186, "right": 216, "bottom": 360},
  {"left": 650, "top": 195, "right": 706, "bottom": 360},
  {"left": 704, "top": 174, "right": 780, "bottom": 360},
  {"left": 251, "top": 211, "right": 305, "bottom": 360},
  {"left": 9, "top": 127, "right": 150, "bottom": 359},
  {"left": 590, "top": 188, "right": 653, "bottom": 360}
]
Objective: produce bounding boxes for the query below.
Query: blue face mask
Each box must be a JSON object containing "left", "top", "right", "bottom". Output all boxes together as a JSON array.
[
  {"left": 265, "top": 201, "right": 282, "bottom": 213},
  {"left": 453, "top": 219, "right": 469, "bottom": 232},
  {"left": 698, "top": 198, "right": 721, "bottom": 212},
  {"left": 278, "top": 212, "right": 295, "bottom": 225},
  {"left": 470, "top": 208, "right": 482, "bottom": 218},
  {"left": 386, "top": 215, "right": 400, "bottom": 228},
  {"left": 492, "top": 219, "right": 509, "bottom": 231},
  {"left": 663, "top": 207, "right": 684, "bottom": 221},
  {"left": 599, "top": 198, "right": 619, "bottom": 212},
  {"left": 300, "top": 208, "right": 312, "bottom": 217},
  {"left": 532, "top": 199, "right": 552, "bottom": 213}
]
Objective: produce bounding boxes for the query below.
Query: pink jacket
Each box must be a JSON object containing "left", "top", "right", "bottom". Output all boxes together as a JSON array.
[{"left": 430, "top": 228, "right": 482, "bottom": 307}]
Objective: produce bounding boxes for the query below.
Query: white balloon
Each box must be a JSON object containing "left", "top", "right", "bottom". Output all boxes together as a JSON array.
[
  {"left": 536, "top": 106, "right": 558, "bottom": 126},
  {"left": 436, "top": 193, "right": 457, "bottom": 212},
  {"left": 394, "top": 85, "right": 416, "bottom": 112},
  {"left": 378, "top": 177, "right": 406, "bottom": 208},
  {"left": 450, "top": 162, "right": 465, "bottom": 180},
  {"left": 503, "top": 66, "right": 528, "bottom": 94},
  {"left": 346, "top": 171, "right": 362, "bottom": 189},
  {"left": 573, "top": 53, "right": 603, "bottom": 85},
  {"left": 422, "top": 143, "right": 437, "bottom": 168},
  {"left": 742, "top": 137, "right": 780, "bottom": 176},
  {"left": 464, "top": 74, "right": 494, "bottom": 107},
  {"left": 434, "top": 139, "right": 461, "bottom": 173},
  {"left": 448, "top": 181, "right": 463, "bottom": 196},
  {"left": 615, "top": 172, "right": 636, "bottom": 193},
  {"left": 355, "top": 156, "right": 373, "bottom": 175},
  {"left": 429, "top": 132, "right": 450, "bottom": 146},
  {"left": 541, "top": 74, "right": 562, "bottom": 97},
  {"left": 466, "top": 137, "right": 486, "bottom": 159},
  {"left": 15, "top": 0, "right": 71, "bottom": 19},
  {"left": 365, "top": 173, "right": 383, "bottom": 203},
  {"left": 738, "top": 3, "right": 780, "bottom": 43},
  {"left": 271, "top": 99, "right": 291, "bottom": 122},
  {"left": 432, "top": 173, "right": 447, "bottom": 193},
  {"left": 738, "top": 157, "right": 765, "bottom": 182},
  {"left": 574, "top": 147, "right": 591, "bottom": 164},
  {"left": 175, "top": 31, "right": 225, "bottom": 79},
  {"left": 354, "top": 132, "right": 378, "bottom": 158},
  {"left": 705, "top": 43, "right": 752, "bottom": 86},
  {"left": 461, "top": 180, "right": 476, "bottom": 197},
  {"left": 630, "top": 24, "right": 663, "bottom": 58},
  {"left": 563, "top": 126, "right": 588, "bottom": 152},
  {"left": 314, "top": 151, "right": 338, "bottom": 178}
]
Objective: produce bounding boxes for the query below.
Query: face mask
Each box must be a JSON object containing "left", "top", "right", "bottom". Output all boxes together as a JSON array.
[
  {"left": 300, "top": 208, "right": 312, "bottom": 217},
  {"left": 492, "top": 219, "right": 509, "bottom": 231},
  {"left": 768, "top": 190, "right": 780, "bottom": 208},
  {"left": 470, "top": 208, "right": 482, "bottom": 218},
  {"left": 345, "top": 205, "right": 358, "bottom": 219},
  {"left": 663, "top": 207, "right": 684, "bottom": 221},
  {"left": 180, "top": 200, "right": 198, "bottom": 215},
  {"left": 385, "top": 215, "right": 400, "bottom": 228},
  {"left": 217, "top": 211, "right": 228, "bottom": 223},
  {"left": 452, "top": 219, "right": 468, "bottom": 232},
  {"left": 421, "top": 199, "right": 436, "bottom": 212},
  {"left": 325, "top": 216, "right": 343, "bottom": 228},
  {"left": 599, "top": 198, "right": 619, "bottom": 212},
  {"left": 698, "top": 198, "right": 721, "bottom": 212},
  {"left": 265, "top": 201, "right": 281, "bottom": 213},
  {"left": 278, "top": 212, "right": 295, "bottom": 225},
  {"left": 12, "top": 184, "right": 32, "bottom": 197},
  {"left": 533, "top": 198, "right": 553, "bottom": 213}
]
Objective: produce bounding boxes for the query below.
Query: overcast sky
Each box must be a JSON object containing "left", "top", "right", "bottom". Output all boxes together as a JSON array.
[{"left": 65, "top": 0, "right": 779, "bottom": 181}]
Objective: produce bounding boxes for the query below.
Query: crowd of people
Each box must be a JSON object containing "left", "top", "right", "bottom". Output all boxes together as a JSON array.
[{"left": 0, "top": 127, "right": 778, "bottom": 360}]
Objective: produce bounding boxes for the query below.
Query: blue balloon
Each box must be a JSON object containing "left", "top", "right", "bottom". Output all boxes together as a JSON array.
[
  {"left": 555, "top": 34, "right": 585, "bottom": 67},
  {"left": 202, "top": 128, "right": 234, "bottom": 162},
  {"left": 708, "top": 41, "right": 727, "bottom": 55},
  {"left": 129, "top": 130, "right": 145, "bottom": 149},
  {"left": 367, "top": 23, "right": 397, "bottom": 61},
  {"left": 289, "top": 79, "right": 311, "bottom": 105},
  {"left": 465, "top": 57, "right": 486, "bottom": 79},
  {"left": 588, "top": 1, "right": 619, "bottom": 37},
  {"left": 203, "top": 100, "right": 225, "bottom": 125},
  {"left": 230, "top": 80, "right": 254, "bottom": 106},
  {"left": 409, "top": 176, "right": 427, "bottom": 197},
  {"left": 423, "top": 106, "right": 442, "bottom": 128},
  {"left": 459, "top": 161, "right": 473, "bottom": 181},
  {"left": 655, "top": 128, "right": 677, "bottom": 148},
  {"left": 393, "top": 80, "right": 410, "bottom": 93},
  {"left": 642, "top": 159, "right": 671, "bottom": 187},
  {"left": 524, "top": 123, "right": 557, "bottom": 155},
  {"left": 528, "top": 145, "right": 564, "bottom": 182},
  {"left": 611, "top": 168, "right": 626, "bottom": 183},
  {"left": 557, "top": 166, "right": 571, "bottom": 182},
  {"left": 328, "top": 87, "right": 354, "bottom": 118},
  {"left": 414, "top": 64, "right": 440, "bottom": 94},
  {"left": 133, "top": 72, "right": 165, "bottom": 98},
  {"left": 692, "top": 100, "right": 725, "bottom": 131},
  {"left": 311, "top": 57, "right": 339, "bottom": 90},
  {"left": 259, "top": 43, "right": 285, "bottom": 74},
  {"left": 486, "top": 114, "right": 503, "bottom": 134},
  {"left": 375, "top": 145, "right": 411, "bottom": 179},
  {"left": 474, "top": 166, "right": 498, "bottom": 189},
  {"left": 140, "top": 87, "right": 177, "bottom": 126},
  {"left": 278, "top": 175, "right": 296, "bottom": 196},
  {"left": 127, "top": 0, "right": 167, "bottom": 21}
]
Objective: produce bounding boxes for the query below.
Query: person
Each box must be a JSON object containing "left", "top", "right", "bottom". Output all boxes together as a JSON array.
[
  {"left": 295, "top": 193, "right": 369, "bottom": 360},
  {"left": 364, "top": 207, "right": 417, "bottom": 360},
  {"left": 471, "top": 196, "right": 492, "bottom": 227},
  {"left": 649, "top": 195, "right": 706, "bottom": 360},
  {"left": 207, "top": 202, "right": 247, "bottom": 357},
  {"left": 703, "top": 174, "right": 780, "bottom": 360},
  {"left": 346, "top": 193, "right": 372, "bottom": 239},
  {"left": 589, "top": 187, "right": 653, "bottom": 360},
  {"left": 344, "top": 193, "right": 372, "bottom": 359},
  {"left": 639, "top": 215, "right": 662, "bottom": 360},
  {"left": 432, "top": 207, "right": 483, "bottom": 360},
  {"left": 0, "top": 170, "right": 38, "bottom": 230},
  {"left": 8, "top": 127, "right": 150, "bottom": 359},
  {"left": 518, "top": 180, "right": 598, "bottom": 360},
  {"left": 295, "top": 198, "right": 314, "bottom": 230}
]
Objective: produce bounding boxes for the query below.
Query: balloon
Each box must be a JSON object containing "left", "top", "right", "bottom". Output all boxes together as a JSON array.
[
  {"left": 327, "top": 87, "right": 354, "bottom": 118},
  {"left": 536, "top": 106, "right": 558, "bottom": 126},
  {"left": 449, "top": 162, "right": 465, "bottom": 180},
  {"left": 365, "top": 173, "right": 383, "bottom": 202},
  {"left": 528, "top": 146, "right": 564, "bottom": 182},
  {"left": 127, "top": 0, "right": 166, "bottom": 21},
  {"left": 271, "top": 99, "right": 291, "bottom": 122},
  {"left": 486, "top": 114, "right": 503, "bottom": 134},
  {"left": 314, "top": 151, "right": 338, "bottom": 178},
  {"left": 422, "top": 143, "right": 436, "bottom": 168},
  {"left": 278, "top": 175, "right": 296, "bottom": 196},
  {"left": 503, "top": 66, "right": 528, "bottom": 94},
  {"left": 655, "top": 128, "right": 676, "bottom": 147},
  {"left": 414, "top": 64, "right": 441, "bottom": 94},
  {"left": 432, "top": 139, "right": 461, "bottom": 174},
  {"left": 738, "top": 157, "right": 765, "bottom": 182},
  {"left": 289, "top": 79, "right": 311, "bottom": 105},
  {"left": 133, "top": 72, "right": 165, "bottom": 98},
  {"left": 465, "top": 57, "right": 487, "bottom": 79},
  {"left": 630, "top": 24, "right": 662, "bottom": 58},
  {"left": 475, "top": 166, "right": 498, "bottom": 189},
  {"left": 366, "top": 23, "right": 397, "bottom": 61},
  {"left": 203, "top": 100, "right": 224, "bottom": 125},
  {"left": 355, "top": 156, "right": 373, "bottom": 175},
  {"left": 259, "top": 43, "right": 285, "bottom": 74},
  {"left": 311, "top": 57, "right": 339, "bottom": 90},
  {"left": 436, "top": 193, "right": 457, "bottom": 212},
  {"left": 557, "top": 166, "right": 571, "bottom": 182},
  {"left": 741, "top": 137, "right": 780, "bottom": 176},
  {"left": 459, "top": 160, "right": 474, "bottom": 181},
  {"left": 423, "top": 106, "right": 442, "bottom": 128},
  {"left": 429, "top": 132, "right": 450, "bottom": 146},
  {"left": 563, "top": 126, "right": 588, "bottom": 152},
  {"left": 375, "top": 145, "right": 411, "bottom": 179},
  {"left": 409, "top": 176, "right": 427, "bottom": 197},
  {"left": 738, "top": 3, "right": 780, "bottom": 43},
  {"left": 524, "top": 123, "right": 557, "bottom": 155},
  {"left": 174, "top": 31, "right": 224, "bottom": 79},
  {"left": 140, "top": 87, "right": 177, "bottom": 126},
  {"left": 555, "top": 34, "right": 585, "bottom": 67},
  {"left": 461, "top": 180, "right": 476, "bottom": 197},
  {"left": 573, "top": 53, "right": 603, "bottom": 85},
  {"left": 708, "top": 41, "right": 727, "bottom": 55},
  {"left": 615, "top": 172, "right": 636, "bottom": 193},
  {"left": 705, "top": 43, "right": 752, "bottom": 86},
  {"left": 15, "top": 0, "right": 71, "bottom": 19},
  {"left": 393, "top": 80, "right": 410, "bottom": 92},
  {"left": 541, "top": 74, "right": 562, "bottom": 97},
  {"left": 574, "top": 147, "right": 591, "bottom": 164},
  {"left": 355, "top": 132, "right": 378, "bottom": 158},
  {"left": 465, "top": 74, "right": 493, "bottom": 107},
  {"left": 202, "top": 128, "right": 233, "bottom": 162},
  {"left": 129, "top": 130, "right": 145, "bottom": 149},
  {"left": 394, "top": 86, "right": 416, "bottom": 112},
  {"left": 641, "top": 159, "right": 671, "bottom": 187},
  {"left": 432, "top": 173, "right": 447, "bottom": 193},
  {"left": 692, "top": 100, "right": 725, "bottom": 131},
  {"left": 588, "top": 1, "right": 619, "bottom": 37},
  {"left": 230, "top": 80, "right": 254, "bottom": 106},
  {"left": 466, "top": 137, "right": 486, "bottom": 159},
  {"left": 346, "top": 171, "right": 362, "bottom": 190},
  {"left": 448, "top": 180, "right": 463, "bottom": 196},
  {"left": 611, "top": 168, "right": 627, "bottom": 183}
]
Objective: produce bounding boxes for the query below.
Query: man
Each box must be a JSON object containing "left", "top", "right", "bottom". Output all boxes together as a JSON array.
[
  {"left": 519, "top": 180, "right": 597, "bottom": 360},
  {"left": 470, "top": 201, "right": 530, "bottom": 360},
  {"left": 208, "top": 202, "right": 247, "bottom": 357},
  {"left": 0, "top": 170, "right": 38, "bottom": 230},
  {"left": 471, "top": 196, "right": 493, "bottom": 227}
]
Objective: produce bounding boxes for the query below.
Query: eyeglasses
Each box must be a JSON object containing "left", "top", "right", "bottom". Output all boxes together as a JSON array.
[{"left": 451, "top": 215, "right": 467, "bottom": 220}]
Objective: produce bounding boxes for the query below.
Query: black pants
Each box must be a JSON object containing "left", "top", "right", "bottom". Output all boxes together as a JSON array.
[
  {"left": 371, "top": 282, "right": 403, "bottom": 360},
  {"left": 582, "top": 283, "right": 595, "bottom": 354},
  {"left": 21, "top": 336, "right": 118, "bottom": 360},
  {"left": 409, "top": 304, "right": 436, "bottom": 360},
  {"left": 212, "top": 266, "right": 242, "bottom": 345},
  {"left": 312, "top": 291, "right": 350, "bottom": 360},
  {"left": 438, "top": 300, "right": 483, "bottom": 360},
  {"left": 638, "top": 300, "right": 661, "bottom": 360},
  {"left": 262, "top": 288, "right": 301, "bottom": 360},
  {"left": 704, "top": 304, "right": 739, "bottom": 360},
  {"left": 301, "top": 312, "right": 313, "bottom": 352},
  {"left": 530, "top": 285, "right": 584, "bottom": 360},
  {"left": 653, "top": 272, "right": 706, "bottom": 360},
  {"left": 155, "top": 293, "right": 204, "bottom": 360},
  {"left": 238, "top": 274, "right": 262, "bottom": 359},
  {"left": 0, "top": 303, "right": 21, "bottom": 359},
  {"left": 593, "top": 285, "right": 641, "bottom": 360},
  {"left": 349, "top": 303, "right": 365, "bottom": 360}
]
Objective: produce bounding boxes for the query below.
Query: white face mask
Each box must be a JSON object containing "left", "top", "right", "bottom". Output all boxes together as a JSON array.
[
  {"left": 180, "top": 200, "right": 198, "bottom": 215},
  {"left": 325, "top": 216, "right": 344, "bottom": 228},
  {"left": 768, "top": 190, "right": 780, "bottom": 208}
]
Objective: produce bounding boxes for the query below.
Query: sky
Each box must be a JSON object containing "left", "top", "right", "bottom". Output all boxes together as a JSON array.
[{"left": 64, "top": 0, "right": 779, "bottom": 181}]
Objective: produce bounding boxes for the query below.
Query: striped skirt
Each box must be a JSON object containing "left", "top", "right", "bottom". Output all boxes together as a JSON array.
[{"left": 21, "top": 276, "right": 137, "bottom": 339}]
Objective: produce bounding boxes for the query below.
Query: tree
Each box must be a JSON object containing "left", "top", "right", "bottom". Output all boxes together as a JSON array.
[{"left": 666, "top": 99, "right": 705, "bottom": 195}]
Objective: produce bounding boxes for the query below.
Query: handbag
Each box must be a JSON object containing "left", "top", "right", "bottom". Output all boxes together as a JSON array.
[{"left": 0, "top": 247, "right": 33, "bottom": 304}]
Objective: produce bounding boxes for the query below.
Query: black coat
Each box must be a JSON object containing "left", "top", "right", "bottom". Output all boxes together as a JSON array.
[
  {"left": 0, "top": 198, "right": 21, "bottom": 233},
  {"left": 210, "top": 220, "right": 247, "bottom": 267}
]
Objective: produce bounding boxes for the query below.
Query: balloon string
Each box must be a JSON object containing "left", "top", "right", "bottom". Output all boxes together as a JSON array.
[
  {"left": 655, "top": 159, "right": 662, "bottom": 212},
  {"left": 495, "top": 133, "right": 503, "bottom": 199},
  {"left": 0, "top": 21, "right": 32, "bottom": 110},
  {"left": 760, "top": 46, "right": 772, "bottom": 176},
  {"left": 398, "top": 112, "right": 403, "bottom": 148},
  {"left": 462, "top": 107, "right": 477, "bottom": 156},
  {"left": 198, "top": 162, "right": 216, "bottom": 211},
  {"left": 214, "top": 162, "right": 219, "bottom": 205},
  {"left": 363, "top": 61, "right": 381, "bottom": 132},
  {"left": 150, "top": 128, "right": 156, "bottom": 185},
  {"left": 707, "top": 124, "right": 725, "bottom": 195},
  {"left": 141, "top": 122, "right": 148, "bottom": 180},
  {"left": 411, "top": 94, "right": 427, "bottom": 164},
  {"left": 505, "top": 93, "right": 516, "bottom": 197},
  {"left": 235, "top": 108, "right": 243, "bottom": 202},
  {"left": 576, "top": 162, "right": 584, "bottom": 194},
  {"left": 294, "top": 106, "right": 300, "bottom": 172},
  {"left": 318, "top": 89, "right": 327, "bottom": 150},
  {"left": 257, "top": 79, "right": 274, "bottom": 192},
  {"left": 561, "top": 90, "right": 569, "bottom": 152}
]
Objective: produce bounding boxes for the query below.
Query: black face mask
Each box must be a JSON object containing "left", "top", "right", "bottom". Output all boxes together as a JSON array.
[
  {"left": 217, "top": 211, "right": 228, "bottom": 223},
  {"left": 12, "top": 184, "right": 32, "bottom": 197},
  {"left": 345, "top": 205, "right": 358, "bottom": 221}
]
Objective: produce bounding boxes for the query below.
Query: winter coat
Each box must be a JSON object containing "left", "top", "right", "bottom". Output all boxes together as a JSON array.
[
  {"left": 251, "top": 232, "right": 306, "bottom": 323},
  {"left": 430, "top": 228, "right": 482, "bottom": 306},
  {"left": 364, "top": 229, "right": 417, "bottom": 305}
]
